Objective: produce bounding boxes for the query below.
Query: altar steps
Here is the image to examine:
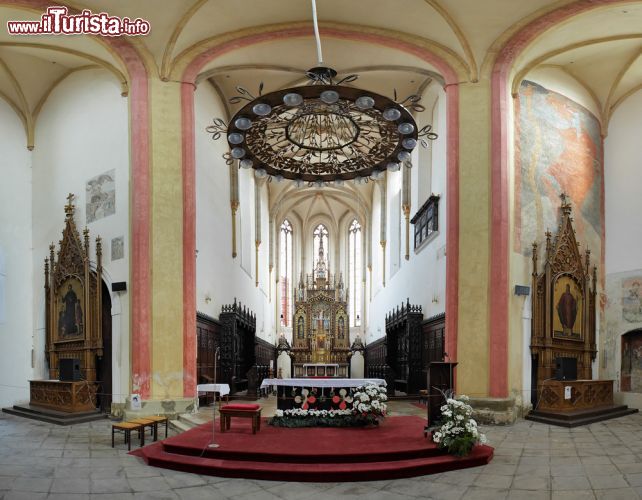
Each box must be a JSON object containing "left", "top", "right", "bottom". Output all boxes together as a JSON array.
[
  {"left": 136, "top": 444, "right": 491, "bottom": 482},
  {"left": 132, "top": 415, "right": 494, "bottom": 482},
  {"left": 2, "top": 404, "right": 108, "bottom": 426},
  {"left": 526, "top": 404, "right": 638, "bottom": 428}
]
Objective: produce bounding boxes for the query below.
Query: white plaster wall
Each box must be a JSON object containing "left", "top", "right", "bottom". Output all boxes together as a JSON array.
[
  {"left": 367, "top": 89, "right": 447, "bottom": 342},
  {"left": 195, "top": 82, "right": 273, "bottom": 343},
  {"left": 526, "top": 67, "right": 601, "bottom": 120},
  {"left": 603, "top": 89, "right": 642, "bottom": 409},
  {"left": 32, "top": 69, "right": 130, "bottom": 404},
  {"left": 605, "top": 89, "right": 642, "bottom": 276},
  {"left": 0, "top": 99, "right": 33, "bottom": 407}
]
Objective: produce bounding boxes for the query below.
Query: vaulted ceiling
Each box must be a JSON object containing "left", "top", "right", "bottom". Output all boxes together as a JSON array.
[{"left": 2, "top": 0, "right": 642, "bottom": 145}]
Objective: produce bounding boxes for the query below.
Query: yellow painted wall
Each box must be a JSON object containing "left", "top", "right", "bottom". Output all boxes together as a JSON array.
[
  {"left": 149, "top": 79, "right": 185, "bottom": 400},
  {"left": 456, "top": 79, "right": 491, "bottom": 398}
]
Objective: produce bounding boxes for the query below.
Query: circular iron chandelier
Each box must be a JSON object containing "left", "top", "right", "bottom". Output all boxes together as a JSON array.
[{"left": 206, "top": 2, "right": 438, "bottom": 186}]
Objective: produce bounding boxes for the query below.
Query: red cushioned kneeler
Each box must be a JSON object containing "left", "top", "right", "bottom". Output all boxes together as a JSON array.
[{"left": 222, "top": 404, "right": 261, "bottom": 411}]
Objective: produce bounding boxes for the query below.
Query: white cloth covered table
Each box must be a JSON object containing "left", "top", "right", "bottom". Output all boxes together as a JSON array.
[
  {"left": 260, "top": 378, "right": 386, "bottom": 389},
  {"left": 196, "top": 383, "right": 230, "bottom": 396}
]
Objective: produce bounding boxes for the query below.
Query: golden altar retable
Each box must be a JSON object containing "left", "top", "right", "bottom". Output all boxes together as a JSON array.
[{"left": 290, "top": 239, "right": 351, "bottom": 377}]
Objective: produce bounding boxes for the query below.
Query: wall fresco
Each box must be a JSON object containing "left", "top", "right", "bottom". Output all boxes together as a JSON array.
[{"left": 514, "top": 81, "right": 603, "bottom": 259}]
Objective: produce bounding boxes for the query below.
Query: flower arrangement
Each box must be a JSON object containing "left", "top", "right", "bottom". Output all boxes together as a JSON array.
[
  {"left": 431, "top": 395, "right": 487, "bottom": 457},
  {"left": 269, "top": 384, "right": 388, "bottom": 428},
  {"left": 351, "top": 384, "right": 388, "bottom": 425}
]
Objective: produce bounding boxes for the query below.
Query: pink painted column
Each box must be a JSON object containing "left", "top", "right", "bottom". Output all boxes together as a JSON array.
[
  {"left": 444, "top": 84, "right": 459, "bottom": 366},
  {"left": 182, "top": 82, "right": 197, "bottom": 398},
  {"left": 129, "top": 72, "right": 151, "bottom": 399}
]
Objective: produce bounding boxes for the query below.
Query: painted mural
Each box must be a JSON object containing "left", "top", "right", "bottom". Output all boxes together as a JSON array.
[
  {"left": 86, "top": 169, "right": 115, "bottom": 223},
  {"left": 514, "top": 81, "right": 603, "bottom": 259},
  {"left": 622, "top": 277, "right": 642, "bottom": 323}
]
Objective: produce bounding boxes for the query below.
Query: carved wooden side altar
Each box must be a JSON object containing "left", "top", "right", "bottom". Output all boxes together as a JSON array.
[
  {"left": 31, "top": 194, "right": 104, "bottom": 412},
  {"left": 530, "top": 195, "right": 599, "bottom": 407},
  {"left": 290, "top": 238, "right": 351, "bottom": 377},
  {"left": 526, "top": 195, "right": 639, "bottom": 426}
]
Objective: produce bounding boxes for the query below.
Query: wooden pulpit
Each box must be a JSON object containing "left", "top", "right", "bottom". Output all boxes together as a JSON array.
[{"left": 426, "top": 361, "right": 457, "bottom": 424}]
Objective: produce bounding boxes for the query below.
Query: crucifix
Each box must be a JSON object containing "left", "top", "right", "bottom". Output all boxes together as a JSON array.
[{"left": 64, "top": 193, "right": 76, "bottom": 217}]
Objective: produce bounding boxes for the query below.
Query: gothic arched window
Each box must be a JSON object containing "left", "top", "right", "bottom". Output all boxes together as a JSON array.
[
  {"left": 279, "top": 220, "right": 293, "bottom": 326},
  {"left": 348, "top": 219, "right": 362, "bottom": 327}
]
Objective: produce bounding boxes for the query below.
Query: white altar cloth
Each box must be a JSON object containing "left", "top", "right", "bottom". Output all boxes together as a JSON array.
[
  {"left": 260, "top": 378, "right": 386, "bottom": 389},
  {"left": 196, "top": 383, "right": 230, "bottom": 396}
]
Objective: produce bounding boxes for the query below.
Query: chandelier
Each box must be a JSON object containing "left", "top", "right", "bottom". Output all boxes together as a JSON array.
[{"left": 206, "top": 1, "right": 437, "bottom": 185}]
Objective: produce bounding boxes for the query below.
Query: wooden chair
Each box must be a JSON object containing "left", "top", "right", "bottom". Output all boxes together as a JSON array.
[
  {"left": 219, "top": 404, "right": 262, "bottom": 434},
  {"left": 111, "top": 422, "right": 144, "bottom": 451}
]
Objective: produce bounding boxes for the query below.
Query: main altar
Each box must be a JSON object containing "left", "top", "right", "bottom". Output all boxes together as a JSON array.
[
  {"left": 261, "top": 378, "right": 386, "bottom": 410},
  {"left": 290, "top": 238, "right": 351, "bottom": 377}
]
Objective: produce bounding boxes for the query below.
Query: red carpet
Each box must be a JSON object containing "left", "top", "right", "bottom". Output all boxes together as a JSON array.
[{"left": 132, "top": 415, "right": 493, "bottom": 482}]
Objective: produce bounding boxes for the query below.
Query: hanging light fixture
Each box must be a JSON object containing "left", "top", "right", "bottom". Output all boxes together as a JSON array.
[{"left": 206, "top": 0, "right": 437, "bottom": 184}]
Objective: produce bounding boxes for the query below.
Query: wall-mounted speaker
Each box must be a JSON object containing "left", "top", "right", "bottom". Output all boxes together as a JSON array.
[
  {"left": 514, "top": 285, "right": 531, "bottom": 296},
  {"left": 112, "top": 281, "right": 127, "bottom": 292},
  {"left": 59, "top": 358, "right": 82, "bottom": 381}
]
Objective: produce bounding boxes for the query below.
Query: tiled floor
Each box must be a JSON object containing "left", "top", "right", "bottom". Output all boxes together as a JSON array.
[{"left": 0, "top": 400, "right": 641, "bottom": 499}]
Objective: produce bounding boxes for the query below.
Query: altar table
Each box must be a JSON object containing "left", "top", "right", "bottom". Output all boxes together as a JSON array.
[
  {"left": 260, "top": 378, "right": 386, "bottom": 410},
  {"left": 197, "top": 383, "right": 230, "bottom": 407},
  {"left": 196, "top": 383, "right": 231, "bottom": 397}
]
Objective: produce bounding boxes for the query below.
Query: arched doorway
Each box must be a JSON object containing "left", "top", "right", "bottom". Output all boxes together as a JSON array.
[
  {"left": 95, "top": 281, "right": 112, "bottom": 412},
  {"left": 621, "top": 329, "right": 642, "bottom": 393}
]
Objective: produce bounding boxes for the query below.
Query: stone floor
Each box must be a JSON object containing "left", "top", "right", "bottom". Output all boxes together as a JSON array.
[{"left": 1, "top": 400, "right": 642, "bottom": 500}]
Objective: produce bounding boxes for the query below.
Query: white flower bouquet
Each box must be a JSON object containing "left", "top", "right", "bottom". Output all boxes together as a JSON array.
[
  {"left": 351, "top": 384, "right": 388, "bottom": 425},
  {"left": 431, "top": 395, "right": 487, "bottom": 456}
]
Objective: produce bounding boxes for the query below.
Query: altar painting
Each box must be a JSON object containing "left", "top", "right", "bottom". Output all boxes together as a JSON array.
[
  {"left": 553, "top": 275, "right": 583, "bottom": 340},
  {"left": 56, "top": 277, "right": 84, "bottom": 340}
]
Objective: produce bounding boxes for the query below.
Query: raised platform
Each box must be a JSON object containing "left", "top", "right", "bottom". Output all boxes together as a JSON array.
[
  {"left": 526, "top": 404, "right": 638, "bottom": 428},
  {"left": 132, "top": 415, "right": 493, "bottom": 482},
  {"left": 2, "top": 404, "right": 107, "bottom": 425}
]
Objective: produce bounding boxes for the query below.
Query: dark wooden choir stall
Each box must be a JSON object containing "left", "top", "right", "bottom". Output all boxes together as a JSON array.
[{"left": 196, "top": 301, "right": 276, "bottom": 402}]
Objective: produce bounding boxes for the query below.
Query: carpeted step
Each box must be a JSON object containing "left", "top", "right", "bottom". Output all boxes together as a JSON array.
[
  {"left": 162, "top": 438, "right": 446, "bottom": 463},
  {"left": 135, "top": 441, "right": 493, "bottom": 482},
  {"left": 157, "top": 415, "right": 447, "bottom": 464},
  {"left": 130, "top": 416, "right": 494, "bottom": 481}
]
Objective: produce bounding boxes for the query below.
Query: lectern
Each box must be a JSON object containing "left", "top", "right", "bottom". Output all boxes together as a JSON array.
[{"left": 426, "top": 361, "right": 457, "bottom": 425}]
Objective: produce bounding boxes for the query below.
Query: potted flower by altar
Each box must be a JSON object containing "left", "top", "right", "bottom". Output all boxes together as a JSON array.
[
  {"left": 269, "top": 384, "right": 387, "bottom": 428},
  {"left": 352, "top": 384, "right": 387, "bottom": 426},
  {"left": 430, "top": 395, "right": 487, "bottom": 457}
]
